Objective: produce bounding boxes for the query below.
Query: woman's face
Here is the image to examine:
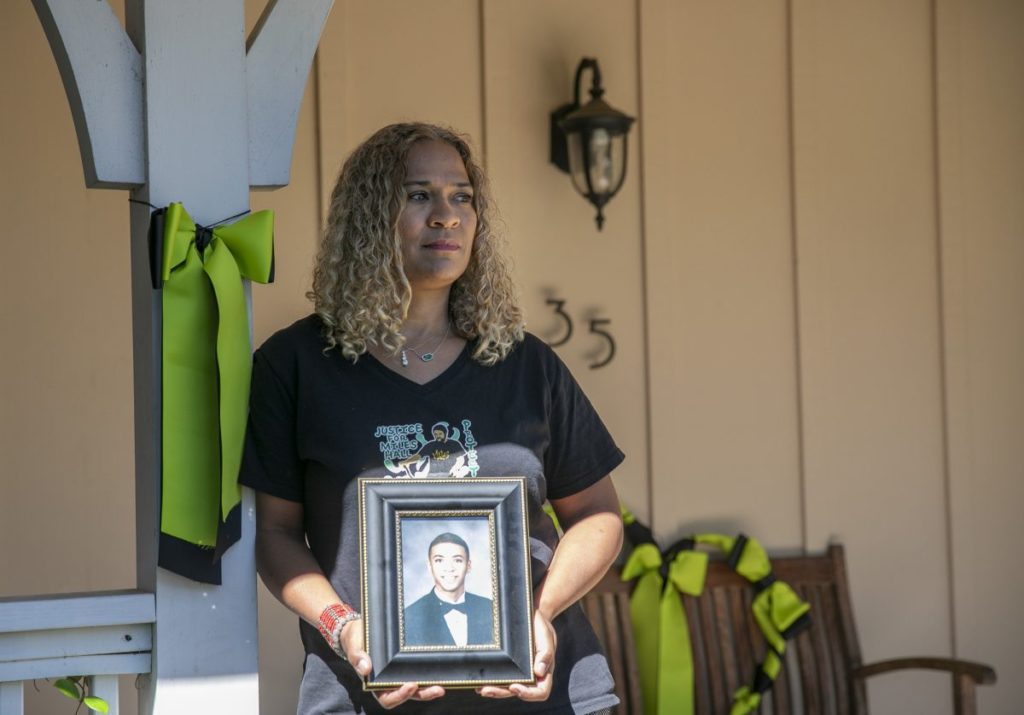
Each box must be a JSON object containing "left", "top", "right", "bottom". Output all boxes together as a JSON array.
[{"left": 397, "top": 140, "right": 477, "bottom": 293}]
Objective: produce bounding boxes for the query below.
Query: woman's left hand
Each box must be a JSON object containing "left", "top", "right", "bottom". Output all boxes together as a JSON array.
[
  {"left": 476, "top": 609, "right": 556, "bottom": 701},
  {"left": 477, "top": 475, "right": 622, "bottom": 704}
]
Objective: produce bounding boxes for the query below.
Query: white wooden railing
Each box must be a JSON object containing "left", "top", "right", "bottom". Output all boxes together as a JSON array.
[{"left": 0, "top": 591, "right": 154, "bottom": 714}]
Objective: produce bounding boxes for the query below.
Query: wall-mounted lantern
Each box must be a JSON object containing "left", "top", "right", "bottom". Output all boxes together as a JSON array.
[{"left": 550, "top": 57, "right": 635, "bottom": 230}]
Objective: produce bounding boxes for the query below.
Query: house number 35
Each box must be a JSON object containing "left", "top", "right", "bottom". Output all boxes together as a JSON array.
[{"left": 544, "top": 298, "right": 616, "bottom": 370}]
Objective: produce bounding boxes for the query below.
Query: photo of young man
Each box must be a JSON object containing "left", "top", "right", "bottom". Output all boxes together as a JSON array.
[{"left": 402, "top": 532, "right": 495, "bottom": 647}]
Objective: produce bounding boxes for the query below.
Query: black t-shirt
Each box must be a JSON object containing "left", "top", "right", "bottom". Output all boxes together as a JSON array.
[{"left": 240, "top": 314, "right": 625, "bottom": 714}]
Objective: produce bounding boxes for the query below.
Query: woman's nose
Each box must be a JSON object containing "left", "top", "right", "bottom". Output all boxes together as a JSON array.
[{"left": 429, "top": 202, "right": 460, "bottom": 229}]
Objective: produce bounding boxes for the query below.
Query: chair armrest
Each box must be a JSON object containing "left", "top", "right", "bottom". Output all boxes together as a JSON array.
[{"left": 852, "top": 657, "right": 996, "bottom": 685}]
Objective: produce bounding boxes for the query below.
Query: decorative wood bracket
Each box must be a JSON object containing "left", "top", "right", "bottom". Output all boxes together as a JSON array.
[
  {"left": 30, "top": 0, "right": 144, "bottom": 188},
  {"left": 247, "top": 0, "right": 334, "bottom": 188},
  {"left": 30, "top": 0, "right": 333, "bottom": 192}
]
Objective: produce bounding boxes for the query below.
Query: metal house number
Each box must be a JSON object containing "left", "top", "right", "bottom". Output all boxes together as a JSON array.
[{"left": 543, "top": 297, "right": 615, "bottom": 370}]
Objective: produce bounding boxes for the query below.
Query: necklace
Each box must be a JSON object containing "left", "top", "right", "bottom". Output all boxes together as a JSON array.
[{"left": 400, "top": 322, "right": 451, "bottom": 367}]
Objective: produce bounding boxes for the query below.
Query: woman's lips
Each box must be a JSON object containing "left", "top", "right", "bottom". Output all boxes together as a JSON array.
[{"left": 424, "top": 240, "right": 460, "bottom": 251}]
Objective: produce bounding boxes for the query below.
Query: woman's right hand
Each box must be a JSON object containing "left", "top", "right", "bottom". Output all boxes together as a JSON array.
[
  {"left": 339, "top": 620, "right": 445, "bottom": 709},
  {"left": 253, "top": 493, "right": 440, "bottom": 708}
]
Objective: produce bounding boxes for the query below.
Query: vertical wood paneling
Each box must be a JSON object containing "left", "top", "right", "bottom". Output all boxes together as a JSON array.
[
  {"left": 791, "top": 1, "right": 951, "bottom": 711},
  {"left": 249, "top": 71, "right": 322, "bottom": 345},
  {"left": 0, "top": 0, "right": 135, "bottom": 599},
  {"left": 937, "top": 1, "right": 1024, "bottom": 712},
  {"left": 640, "top": 0, "right": 802, "bottom": 546},
  {"left": 249, "top": 66, "right": 320, "bottom": 339},
  {"left": 261, "top": 5, "right": 483, "bottom": 713},
  {"left": 316, "top": 0, "right": 484, "bottom": 218},
  {"left": 247, "top": 0, "right": 323, "bottom": 345},
  {"left": 482, "top": 0, "right": 649, "bottom": 520},
  {"left": 315, "top": 2, "right": 347, "bottom": 219},
  {"left": 246, "top": 6, "right": 323, "bottom": 713},
  {"left": 4, "top": 2, "right": 1023, "bottom": 713}
]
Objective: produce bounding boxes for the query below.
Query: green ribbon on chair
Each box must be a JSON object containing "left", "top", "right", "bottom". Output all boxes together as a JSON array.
[
  {"left": 620, "top": 511, "right": 811, "bottom": 715},
  {"left": 621, "top": 510, "right": 705, "bottom": 715},
  {"left": 694, "top": 533, "right": 811, "bottom": 714},
  {"left": 730, "top": 685, "right": 765, "bottom": 715},
  {"left": 155, "top": 202, "right": 274, "bottom": 584},
  {"left": 622, "top": 542, "right": 663, "bottom": 715},
  {"left": 658, "top": 548, "right": 707, "bottom": 715}
]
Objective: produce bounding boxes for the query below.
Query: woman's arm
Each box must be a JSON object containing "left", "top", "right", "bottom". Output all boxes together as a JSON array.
[
  {"left": 537, "top": 474, "right": 624, "bottom": 619},
  {"left": 478, "top": 475, "right": 623, "bottom": 701},
  {"left": 255, "top": 491, "right": 344, "bottom": 622},
  {"left": 255, "top": 492, "right": 443, "bottom": 709}
]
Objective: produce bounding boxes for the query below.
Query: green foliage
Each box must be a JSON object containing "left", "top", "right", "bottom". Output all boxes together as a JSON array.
[
  {"left": 48, "top": 676, "right": 110, "bottom": 714},
  {"left": 53, "top": 678, "right": 80, "bottom": 701},
  {"left": 83, "top": 696, "right": 110, "bottom": 713}
]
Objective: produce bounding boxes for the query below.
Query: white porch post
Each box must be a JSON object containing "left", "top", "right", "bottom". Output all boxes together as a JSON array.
[
  {"left": 129, "top": 3, "right": 259, "bottom": 711},
  {"left": 29, "top": 1, "right": 333, "bottom": 712},
  {"left": 0, "top": 682, "right": 23, "bottom": 715}
]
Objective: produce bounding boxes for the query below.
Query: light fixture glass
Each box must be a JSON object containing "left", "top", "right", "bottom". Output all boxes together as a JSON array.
[{"left": 550, "top": 57, "right": 635, "bottom": 230}]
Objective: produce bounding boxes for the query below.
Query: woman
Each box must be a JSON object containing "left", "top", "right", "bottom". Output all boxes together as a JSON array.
[{"left": 241, "top": 123, "right": 624, "bottom": 713}]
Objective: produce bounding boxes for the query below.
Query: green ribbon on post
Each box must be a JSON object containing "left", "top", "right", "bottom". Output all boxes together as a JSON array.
[{"left": 156, "top": 202, "right": 274, "bottom": 584}]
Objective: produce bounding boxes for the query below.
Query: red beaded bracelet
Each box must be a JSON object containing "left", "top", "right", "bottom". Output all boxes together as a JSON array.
[{"left": 317, "top": 602, "right": 362, "bottom": 656}]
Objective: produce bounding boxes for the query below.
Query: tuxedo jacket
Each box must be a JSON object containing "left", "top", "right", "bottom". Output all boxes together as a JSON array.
[{"left": 402, "top": 591, "right": 494, "bottom": 647}]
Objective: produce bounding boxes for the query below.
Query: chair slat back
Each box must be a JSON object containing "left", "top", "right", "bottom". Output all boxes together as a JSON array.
[
  {"left": 584, "top": 544, "right": 869, "bottom": 715},
  {"left": 684, "top": 545, "right": 866, "bottom": 715},
  {"left": 581, "top": 571, "right": 644, "bottom": 714}
]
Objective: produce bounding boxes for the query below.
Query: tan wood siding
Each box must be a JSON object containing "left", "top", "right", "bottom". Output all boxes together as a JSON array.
[
  {"left": 791, "top": 1, "right": 952, "bottom": 712},
  {"left": 482, "top": 0, "right": 649, "bottom": 522},
  {"left": 2, "top": 1, "right": 1020, "bottom": 712},
  {"left": 640, "top": 0, "right": 803, "bottom": 549},
  {"left": 937, "top": 1, "right": 1024, "bottom": 713}
]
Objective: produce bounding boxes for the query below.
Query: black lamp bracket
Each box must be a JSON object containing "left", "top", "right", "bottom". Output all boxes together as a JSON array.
[
  {"left": 550, "top": 57, "right": 603, "bottom": 173},
  {"left": 573, "top": 58, "right": 603, "bottom": 106}
]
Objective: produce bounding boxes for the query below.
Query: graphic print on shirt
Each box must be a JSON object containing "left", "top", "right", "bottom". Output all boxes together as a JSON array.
[{"left": 374, "top": 419, "right": 479, "bottom": 478}]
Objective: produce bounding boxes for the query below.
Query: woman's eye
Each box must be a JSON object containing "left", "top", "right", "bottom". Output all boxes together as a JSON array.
[
  {"left": 455, "top": 193, "right": 474, "bottom": 203},
  {"left": 407, "top": 191, "right": 428, "bottom": 202}
]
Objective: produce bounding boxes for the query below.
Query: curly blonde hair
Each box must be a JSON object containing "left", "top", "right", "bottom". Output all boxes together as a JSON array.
[{"left": 310, "top": 123, "right": 524, "bottom": 366}]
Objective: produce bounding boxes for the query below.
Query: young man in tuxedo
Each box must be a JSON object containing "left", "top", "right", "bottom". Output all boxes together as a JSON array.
[{"left": 403, "top": 532, "right": 494, "bottom": 647}]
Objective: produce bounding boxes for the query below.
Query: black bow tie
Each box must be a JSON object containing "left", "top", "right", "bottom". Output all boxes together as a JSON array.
[{"left": 442, "top": 601, "right": 467, "bottom": 615}]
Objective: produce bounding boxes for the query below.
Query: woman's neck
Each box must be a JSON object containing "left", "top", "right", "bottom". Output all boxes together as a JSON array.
[
  {"left": 401, "top": 289, "right": 452, "bottom": 340},
  {"left": 366, "top": 287, "right": 466, "bottom": 383}
]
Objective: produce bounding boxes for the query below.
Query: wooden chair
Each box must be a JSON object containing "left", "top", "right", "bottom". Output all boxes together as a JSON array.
[
  {"left": 582, "top": 570, "right": 645, "bottom": 714},
  {"left": 582, "top": 544, "right": 996, "bottom": 715}
]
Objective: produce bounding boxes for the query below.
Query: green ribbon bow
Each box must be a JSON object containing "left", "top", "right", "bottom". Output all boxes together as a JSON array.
[
  {"left": 753, "top": 582, "right": 810, "bottom": 653},
  {"left": 621, "top": 510, "right": 706, "bottom": 715},
  {"left": 622, "top": 543, "right": 664, "bottom": 715},
  {"left": 157, "top": 202, "right": 274, "bottom": 584},
  {"left": 693, "top": 534, "right": 810, "bottom": 714},
  {"left": 730, "top": 686, "right": 763, "bottom": 715},
  {"left": 620, "top": 513, "right": 811, "bottom": 715},
  {"left": 659, "top": 549, "right": 706, "bottom": 715}
]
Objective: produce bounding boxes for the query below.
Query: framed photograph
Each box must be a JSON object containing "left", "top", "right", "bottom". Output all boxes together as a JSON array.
[{"left": 358, "top": 477, "right": 535, "bottom": 689}]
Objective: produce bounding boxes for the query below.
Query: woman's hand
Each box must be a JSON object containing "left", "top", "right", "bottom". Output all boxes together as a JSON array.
[
  {"left": 255, "top": 494, "right": 444, "bottom": 708},
  {"left": 339, "top": 620, "right": 445, "bottom": 709},
  {"left": 476, "top": 476, "right": 622, "bottom": 703},
  {"left": 476, "top": 609, "right": 557, "bottom": 701}
]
